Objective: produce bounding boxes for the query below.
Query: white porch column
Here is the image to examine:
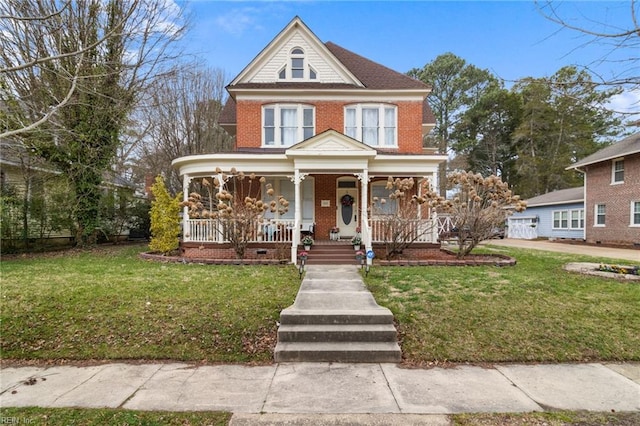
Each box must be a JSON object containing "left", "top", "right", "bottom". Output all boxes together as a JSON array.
[
  {"left": 290, "top": 169, "right": 304, "bottom": 263},
  {"left": 356, "top": 169, "right": 370, "bottom": 250},
  {"left": 182, "top": 174, "right": 191, "bottom": 241}
]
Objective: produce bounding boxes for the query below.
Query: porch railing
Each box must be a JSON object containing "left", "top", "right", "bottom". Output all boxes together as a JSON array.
[
  {"left": 184, "top": 218, "right": 295, "bottom": 243},
  {"left": 368, "top": 214, "right": 456, "bottom": 244}
]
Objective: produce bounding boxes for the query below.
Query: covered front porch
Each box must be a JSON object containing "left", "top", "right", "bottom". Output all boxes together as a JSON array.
[{"left": 172, "top": 130, "right": 448, "bottom": 264}]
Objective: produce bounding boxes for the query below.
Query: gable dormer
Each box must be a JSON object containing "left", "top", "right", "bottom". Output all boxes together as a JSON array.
[{"left": 229, "top": 17, "right": 363, "bottom": 87}]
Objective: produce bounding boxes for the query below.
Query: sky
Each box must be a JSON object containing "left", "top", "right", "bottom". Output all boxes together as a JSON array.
[{"left": 175, "top": 0, "right": 639, "bottom": 117}]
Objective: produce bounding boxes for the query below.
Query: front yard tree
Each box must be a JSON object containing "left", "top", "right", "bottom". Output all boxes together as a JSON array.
[
  {"left": 408, "top": 53, "right": 498, "bottom": 196},
  {"left": 1, "top": 0, "right": 185, "bottom": 245},
  {"left": 372, "top": 177, "right": 445, "bottom": 260},
  {"left": 444, "top": 171, "right": 527, "bottom": 259},
  {"left": 181, "top": 170, "right": 289, "bottom": 259}
]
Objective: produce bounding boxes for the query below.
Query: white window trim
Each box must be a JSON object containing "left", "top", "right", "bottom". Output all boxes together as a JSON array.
[
  {"left": 594, "top": 204, "right": 606, "bottom": 227},
  {"left": 631, "top": 201, "right": 640, "bottom": 227},
  {"left": 276, "top": 47, "right": 318, "bottom": 81},
  {"left": 611, "top": 158, "right": 624, "bottom": 184},
  {"left": 262, "top": 104, "right": 315, "bottom": 147},
  {"left": 344, "top": 103, "right": 398, "bottom": 147},
  {"left": 569, "top": 209, "right": 584, "bottom": 230},
  {"left": 552, "top": 210, "right": 569, "bottom": 230}
]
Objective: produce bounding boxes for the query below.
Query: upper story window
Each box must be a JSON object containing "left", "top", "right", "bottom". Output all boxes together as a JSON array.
[
  {"left": 631, "top": 201, "right": 640, "bottom": 226},
  {"left": 612, "top": 158, "right": 624, "bottom": 183},
  {"left": 278, "top": 48, "right": 317, "bottom": 81},
  {"left": 263, "top": 104, "right": 314, "bottom": 147},
  {"left": 344, "top": 104, "right": 397, "bottom": 147}
]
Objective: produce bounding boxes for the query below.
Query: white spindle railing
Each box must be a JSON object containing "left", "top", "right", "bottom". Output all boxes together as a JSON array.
[
  {"left": 368, "top": 217, "right": 441, "bottom": 243},
  {"left": 184, "top": 219, "right": 296, "bottom": 243}
]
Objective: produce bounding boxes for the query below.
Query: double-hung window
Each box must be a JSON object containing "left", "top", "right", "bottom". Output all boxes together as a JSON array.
[
  {"left": 371, "top": 182, "right": 397, "bottom": 215},
  {"left": 612, "top": 159, "right": 624, "bottom": 183},
  {"left": 595, "top": 204, "right": 606, "bottom": 226},
  {"left": 632, "top": 201, "right": 640, "bottom": 226},
  {"left": 553, "top": 211, "right": 569, "bottom": 229},
  {"left": 344, "top": 104, "right": 397, "bottom": 147},
  {"left": 263, "top": 104, "right": 314, "bottom": 147},
  {"left": 570, "top": 209, "right": 584, "bottom": 229}
]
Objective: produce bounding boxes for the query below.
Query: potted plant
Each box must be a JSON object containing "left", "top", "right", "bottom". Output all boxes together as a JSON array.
[
  {"left": 298, "top": 250, "right": 308, "bottom": 261},
  {"left": 302, "top": 235, "right": 314, "bottom": 250},
  {"left": 355, "top": 250, "right": 365, "bottom": 264},
  {"left": 329, "top": 226, "right": 340, "bottom": 240},
  {"left": 351, "top": 235, "right": 362, "bottom": 250}
]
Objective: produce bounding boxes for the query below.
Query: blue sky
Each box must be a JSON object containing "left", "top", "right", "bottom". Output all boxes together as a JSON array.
[{"left": 176, "top": 1, "right": 638, "bottom": 114}]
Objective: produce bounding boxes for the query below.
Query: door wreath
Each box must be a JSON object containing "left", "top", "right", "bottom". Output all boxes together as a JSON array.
[{"left": 341, "top": 194, "right": 355, "bottom": 206}]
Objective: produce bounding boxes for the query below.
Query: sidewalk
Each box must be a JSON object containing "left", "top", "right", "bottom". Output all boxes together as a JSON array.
[
  {"left": 2, "top": 258, "right": 639, "bottom": 423},
  {"left": 483, "top": 238, "right": 639, "bottom": 262},
  {"left": 2, "top": 361, "right": 639, "bottom": 419}
]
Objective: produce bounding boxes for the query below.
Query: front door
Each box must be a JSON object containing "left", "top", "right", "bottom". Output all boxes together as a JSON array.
[{"left": 337, "top": 179, "right": 358, "bottom": 237}]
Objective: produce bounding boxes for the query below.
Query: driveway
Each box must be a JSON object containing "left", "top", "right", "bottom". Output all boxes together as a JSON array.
[{"left": 483, "top": 239, "right": 639, "bottom": 263}]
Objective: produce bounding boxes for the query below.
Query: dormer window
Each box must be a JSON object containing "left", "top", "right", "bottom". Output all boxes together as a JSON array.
[
  {"left": 277, "top": 47, "right": 317, "bottom": 80},
  {"left": 291, "top": 48, "right": 304, "bottom": 78}
]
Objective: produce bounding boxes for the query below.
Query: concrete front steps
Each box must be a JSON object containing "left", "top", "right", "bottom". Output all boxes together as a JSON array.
[{"left": 274, "top": 266, "right": 401, "bottom": 363}]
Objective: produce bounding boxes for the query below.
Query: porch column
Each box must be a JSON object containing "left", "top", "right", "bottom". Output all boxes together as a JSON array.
[
  {"left": 182, "top": 174, "right": 191, "bottom": 241},
  {"left": 356, "top": 169, "right": 370, "bottom": 250},
  {"left": 291, "top": 169, "right": 304, "bottom": 264}
]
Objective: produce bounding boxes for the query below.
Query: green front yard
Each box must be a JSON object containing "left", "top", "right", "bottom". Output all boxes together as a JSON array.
[
  {"left": 365, "top": 245, "right": 640, "bottom": 364},
  {"left": 1, "top": 243, "right": 639, "bottom": 364}
]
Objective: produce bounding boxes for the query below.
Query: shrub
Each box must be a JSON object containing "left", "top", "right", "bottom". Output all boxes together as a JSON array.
[{"left": 149, "top": 176, "right": 182, "bottom": 255}]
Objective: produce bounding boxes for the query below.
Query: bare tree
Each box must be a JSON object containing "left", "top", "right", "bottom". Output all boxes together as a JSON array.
[
  {"left": 134, "top": 64, "right": 233, "bottom": 194},
  {"left": 537, "top": 0, "right": 640, "bottom": 90},
  {"left": 1, "top": 0, "right": 187, "bottom": 244}
]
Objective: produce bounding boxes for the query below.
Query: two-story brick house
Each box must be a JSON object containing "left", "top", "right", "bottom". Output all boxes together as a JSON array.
[
  {"left": 172, "top": 17, "right": 447, "bottom": 263},
  {"left": 566, "top": 132, "right": 640, "bottom": 247}
]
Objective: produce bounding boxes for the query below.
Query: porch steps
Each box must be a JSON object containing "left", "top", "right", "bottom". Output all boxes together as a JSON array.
[
  {"left": 274, "top": 265, "right": 401, "bottom": 363},
  {"left": 300, "top": 242, "right": 362, "bottom": 265}
]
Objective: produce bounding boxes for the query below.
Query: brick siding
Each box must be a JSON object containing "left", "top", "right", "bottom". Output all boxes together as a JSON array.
[
  {"left": 584, "top": 152, "right": 640, "bottom": 247},
  {"left": 235, "top": 100, "right": 425, "bottom": 154}
]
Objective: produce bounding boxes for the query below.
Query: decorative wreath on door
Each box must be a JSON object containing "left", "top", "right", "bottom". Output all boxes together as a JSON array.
[{"left": 341, "top": 194, "right": 355, "bottom": 206}]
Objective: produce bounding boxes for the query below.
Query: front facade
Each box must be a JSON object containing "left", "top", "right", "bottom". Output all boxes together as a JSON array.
[
  {"left": 567, "top": 132, "right": 640, "bottom": 247},
  {"left": 172, "top": 17, "right": 447, "bottom": 262}
]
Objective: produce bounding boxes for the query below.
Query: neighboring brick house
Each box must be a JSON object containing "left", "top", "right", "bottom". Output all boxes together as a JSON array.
[
  {"left": 566, "top": 132, "right": 640, "bottom": 248},
  {"left": 171, "top": 17, "right": 447, "bottom": 262}
]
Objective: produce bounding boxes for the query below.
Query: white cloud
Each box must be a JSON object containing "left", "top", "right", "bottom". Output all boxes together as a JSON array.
[
  {"left": 608, "top": 89, "right": 640, "bottom": 114},
  {"left": 214, "top": 7, "right": 265, "bottom": 36},
  {"left": 607, "top": 88, "right": 640, "bottom": 125}
]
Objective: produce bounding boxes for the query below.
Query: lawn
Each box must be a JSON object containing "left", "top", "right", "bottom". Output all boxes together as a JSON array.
[
  {"left": 0, "top": 244, "right": 300, "bottom": 363},
  {"left": 1, "top": 243, "right": 639, "bottom": 365},
  {"left": 365, "top": 245, "right": 640, "bottom": 364}
]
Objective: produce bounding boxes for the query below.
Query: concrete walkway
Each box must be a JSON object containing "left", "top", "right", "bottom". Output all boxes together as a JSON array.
[{"left": 483, "top": 238, "right": 639, "bottom": 262}]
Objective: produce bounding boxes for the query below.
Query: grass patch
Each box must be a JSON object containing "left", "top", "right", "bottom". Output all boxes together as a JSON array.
[
  {"left": 365, "top": 246, "right": 640, "bottom": 364},
  {"left": 452, "top": 411, "right": 640, "bottom": 425},
  {"left": 0, "top": 245, "right": 300, "bottom": 363},
  {"left": 0, "top": 407, "right": 231, "bottom": 425}
]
